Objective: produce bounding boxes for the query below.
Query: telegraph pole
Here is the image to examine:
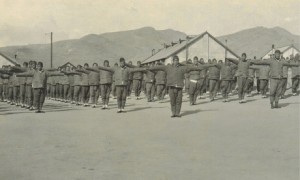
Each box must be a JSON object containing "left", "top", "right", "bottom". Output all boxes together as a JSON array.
[{"left": 50, "top": 32, "right": 53, "bottom": 68}]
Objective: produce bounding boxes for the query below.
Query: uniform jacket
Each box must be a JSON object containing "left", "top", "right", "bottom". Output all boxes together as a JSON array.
[
  {"left": 17, "top": 70, "right": 64, "bottom": 88},
  {"left": 208, "top": 66, "right": 221, "bottom": 80},
  {"left": 97, "top": 66, "right": 146, "bottom": 86},
  {"left": 253, "top": 59, "right": 298, "bottom": 79},
  {"left": 148, "top": 64, "right": 214, "bottom": 88},
  {"left": 155, "top": 70, "right": 167, "bottom": 85}
]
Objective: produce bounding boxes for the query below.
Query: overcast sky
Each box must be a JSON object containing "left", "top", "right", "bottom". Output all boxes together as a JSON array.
[{"left": 0, "top": 0, "right": 299, "bottom": 46}]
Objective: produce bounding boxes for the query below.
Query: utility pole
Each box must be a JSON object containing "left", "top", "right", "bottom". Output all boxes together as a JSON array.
[
  {"left": 50, "top": 32, "right": 53, "bottom": 68},
  {"left": 225, "top": 39, "right": 228, "bottom": 59},
  {"left": 207, "top": 35, "right": 210, "bottom": 60}
]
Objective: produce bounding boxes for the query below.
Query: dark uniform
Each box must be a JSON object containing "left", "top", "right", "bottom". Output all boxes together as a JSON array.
[{"left": 148, "top": 63, "right": 214, "bottom": 117}]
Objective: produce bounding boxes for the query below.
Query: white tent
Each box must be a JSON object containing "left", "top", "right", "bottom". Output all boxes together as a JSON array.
[
  {"left": 262, "top": 45, "right": 300, "bottom": 59},
  {"left": 142, "top": 31, "right": 239, "bottom": 65}
]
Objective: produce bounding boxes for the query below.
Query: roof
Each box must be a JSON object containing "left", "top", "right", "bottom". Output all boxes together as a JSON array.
[
  {"left": 0, "top": 52, "right": 18, "bottom": 65},
  {"left": 142, "top": 31, "right": 240, "bottom": 64},
  {"left": 262, "top": 44, "right": 300, "bottom": 58},
  {"left": 60, "top": 62, "right": 76, "bottom": 68}
]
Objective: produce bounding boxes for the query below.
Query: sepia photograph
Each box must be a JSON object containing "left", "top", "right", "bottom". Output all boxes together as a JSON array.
[{"left": 0, "top": 0, "right": 299, "bottom": 179}]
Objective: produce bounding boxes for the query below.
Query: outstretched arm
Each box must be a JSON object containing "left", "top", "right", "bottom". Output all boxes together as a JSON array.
[
  {"left": 226, "top": 58, "right": 239, "bottom": 65},
  {"left": 283, "top": 62, "right": 299, "bottom": 67},
  {"left": 147, "top": 65, "right": 167, "bottom": 72},
  {"left": 185, "top": 64, "right": 217, "bottom": 72},
  {"left": 76, "top": 69, "right": 91, "bottom": 74},
  {"left": 10, "top": 66, "right": 27, "bottom": 72},
  {"left": 47, "top": 71, "right": 65, "bottom": 77},
  {"left": 250, "top": 59, "right": 271, "bottom": 66},
  {"left": 128, "top": 67, "right": 148, "bottom": 73},
  {"left": 97, "top": 66, "right": 114, "bottom": 72},
  {"left": 16, "top": 71, "right": 34, "bottom": 77},
  {"left": 86, "top": 67, "right": 100, "bottom": 72},
  {"left": 63, "top": 71, "right": 83, "bottom": 76}
]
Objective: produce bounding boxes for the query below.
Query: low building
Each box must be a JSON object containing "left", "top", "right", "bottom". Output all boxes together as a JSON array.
[{"left": 142, "top": 31, "right": 240, "bottom": 65}]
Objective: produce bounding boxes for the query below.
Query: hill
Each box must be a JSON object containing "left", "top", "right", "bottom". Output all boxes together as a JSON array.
[
  {"left": 0, "top": 26, "right": 299, "bottom": 67},
  {"left": 217, "top": 26, "right": 300, "bottom": 58},
  {"left": 0, "top": 27, "right": 186, "bottom": 67}
]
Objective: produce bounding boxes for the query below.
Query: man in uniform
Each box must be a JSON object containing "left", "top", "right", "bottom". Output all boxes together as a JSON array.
[{"left": 148, "top": 56, "right": 216, "bottom": 117}]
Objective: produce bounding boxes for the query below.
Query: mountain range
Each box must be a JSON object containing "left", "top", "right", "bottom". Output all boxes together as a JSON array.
[{"left": 0, "top": 26, "right": 299, "bottom": 67}]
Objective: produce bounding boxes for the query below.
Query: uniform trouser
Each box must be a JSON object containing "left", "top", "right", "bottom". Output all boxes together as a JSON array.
[
  {"left": 246, "top": 78, "right": 254, "bottom": 94},
  {"left": 198, "top": 78, "right": 206, "bottom": 96},
  {"left": 216, "top": 80, "right": 222, "bottom": 93},
  {"left": 185, "top": 78, "right": 190, "bottom": 92},
  {"left": 269, "top": 78, "right": 282, "bottom": 104},
  {"left": 73, "top": 86, "right": 81, "bottom": 103},
  {"left": 231, "top": 77, "right": 237, "bottom": 91},
  {"left": 8, "top": 87, "right": 13, "bottom": 102},
  {"left": 55, "top": 84, "right": 60, "bottom": 99},
  {"left": 237, "top": 77, "right": 248, "bottom": 100},
  {"left": 46, "top": 84, "right": 51, "bottom": 97},
  {"left": 221, "top": 80, "right": 231, "bottom": 99},
  {"left": 259, "top": 79, "right": 269, "bottom": 96},
  {"left": 116, "top": 85, "right": 127, "bottom": 109},
  {"left": 156, "top": 84, "right": 166, "bottom": 101},
  {"left": 189, "top": 80, "right": 201, "bottom": 104},
  {"left": 205, "top": 77, "right": 209, "bottom": 92},
  {"left": 142, "top": 80, "right": 146, "bottom": 94},
  {"left": 89, "top": 85, "right": 98, "bottom": 104},
  {"left": 127, "top": 80, "right": 133, "bottom": 96},
  {"left": 58, "top": 84, "right": 64, "bottom": 100},
  {"left": 26, "top": 85, "right": 33, "bottom": 107},
  {"left": 146, "top": 82, "right": 155, "bottom": 101},
  {"left": 51, "top": 85, "right": 56, "bottom": 98},
  {"left": 256, "top": 79, "right": 260, "bottom": 92},
  {"left": 168, "top": 86, "right": 183, "bottom": 116},
  {"left": 101, "top": 84, "right": 111, "bottom": 105},
  {"left": 68, "top": 86, "right": 74, "bottom": 101},
  {"left": 13, "top": 86, "right": 20, "bottom": 103},
  {"left": 209, "top": 79, "right": 219, "bottom": 99},
  {"left": 62, "top": 84, "right": 69, "bottom": 100},
  {"left": 132, "top": 79, "right": 142, "bottom": 97},
  {"left": 280, "top": 78, "right": 287, "bottom": 96},
  {"left": 3, "top": 84, "right": 8, "bottom": 100},
  {"left": 81, "top": 86, "right": 89, "bottom": 104},
  {"left": 112, "top": 82, "right": 117, "bottom": 97},
  {"left": 33, "top": 88, "right": 45, "bottom": 111},
  {"left": 20, "top": 84, "right": 26, "bottom": 104},
  {"left": 292, "top": 78, "right": 300, "bottom": 93},
  {"left": 0, "top": 84, "right": 3, "bottom": 101}
]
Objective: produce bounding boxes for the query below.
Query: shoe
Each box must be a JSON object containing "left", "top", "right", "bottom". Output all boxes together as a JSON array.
[
  {"left": 292, "top": 93, "right": 297, "bottom": 96},
  {"left": 210, "top": 98, "right": 214, "bottom": 102},
  {"left": 92, "top": 105, "right": 96, "bottom": 108},
  {"left": 274, "top": 102, "right": 281, "bottom": 108},
  {"left": 175, "top": 115, "right": 182, "bottom": 118},
  {"left": 117, "top": 109, "right": 122, "bottom": 113},
  {"left": 171, "top": 115, "right": 176, "bottom": 118},
  {"left": 101, "top": 105, "right": 105, "bottom": 109},
  {"left": 121, "top": 109, "right": 126, "bottom": 113}
]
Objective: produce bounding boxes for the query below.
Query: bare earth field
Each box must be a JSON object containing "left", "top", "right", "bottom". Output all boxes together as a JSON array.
[{"left": 0, "top": 90, "right": 299, "bottom": 180}]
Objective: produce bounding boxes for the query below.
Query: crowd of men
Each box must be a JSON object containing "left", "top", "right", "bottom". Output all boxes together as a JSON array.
[{"left": 0, "top": 50, "right": 299, "bottom": 117}]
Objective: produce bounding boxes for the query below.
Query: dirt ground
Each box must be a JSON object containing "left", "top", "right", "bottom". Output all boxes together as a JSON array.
[{"left": 0, "top": 90, "right": 299, "bottom": 180}]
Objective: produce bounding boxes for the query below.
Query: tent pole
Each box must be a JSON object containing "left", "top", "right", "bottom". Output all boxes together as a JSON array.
[{"left": 207, "top": 35, "right": 210, "bottom": 60}]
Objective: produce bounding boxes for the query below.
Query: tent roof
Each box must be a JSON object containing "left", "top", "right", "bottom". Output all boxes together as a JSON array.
[
  {"left": 262, "top": 44, "right": 300, "bottom": 57},
  {"left": 0, "top": 52, "right": 17, "bottom": 65},
  {"left": 142, "top": 31, "right": 240, "bottom": 64}
]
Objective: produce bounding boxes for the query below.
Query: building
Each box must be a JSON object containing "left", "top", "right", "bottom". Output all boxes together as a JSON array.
[
  {"left": 0, "top": 52, "right": 17, "bottom": 67},
  {"left": 59, "top": 62, "right": 76, "bottom": 69},
  {"left": 142, "top": 31, "right": 240, "bottom": 65},
  {"left": 262, "top": 44, "right": 300, "bottom": 59}
]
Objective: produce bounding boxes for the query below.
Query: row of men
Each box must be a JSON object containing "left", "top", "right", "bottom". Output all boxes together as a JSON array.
[{"left": 0, "top": 50, "right": 299, "bottom": 117}]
